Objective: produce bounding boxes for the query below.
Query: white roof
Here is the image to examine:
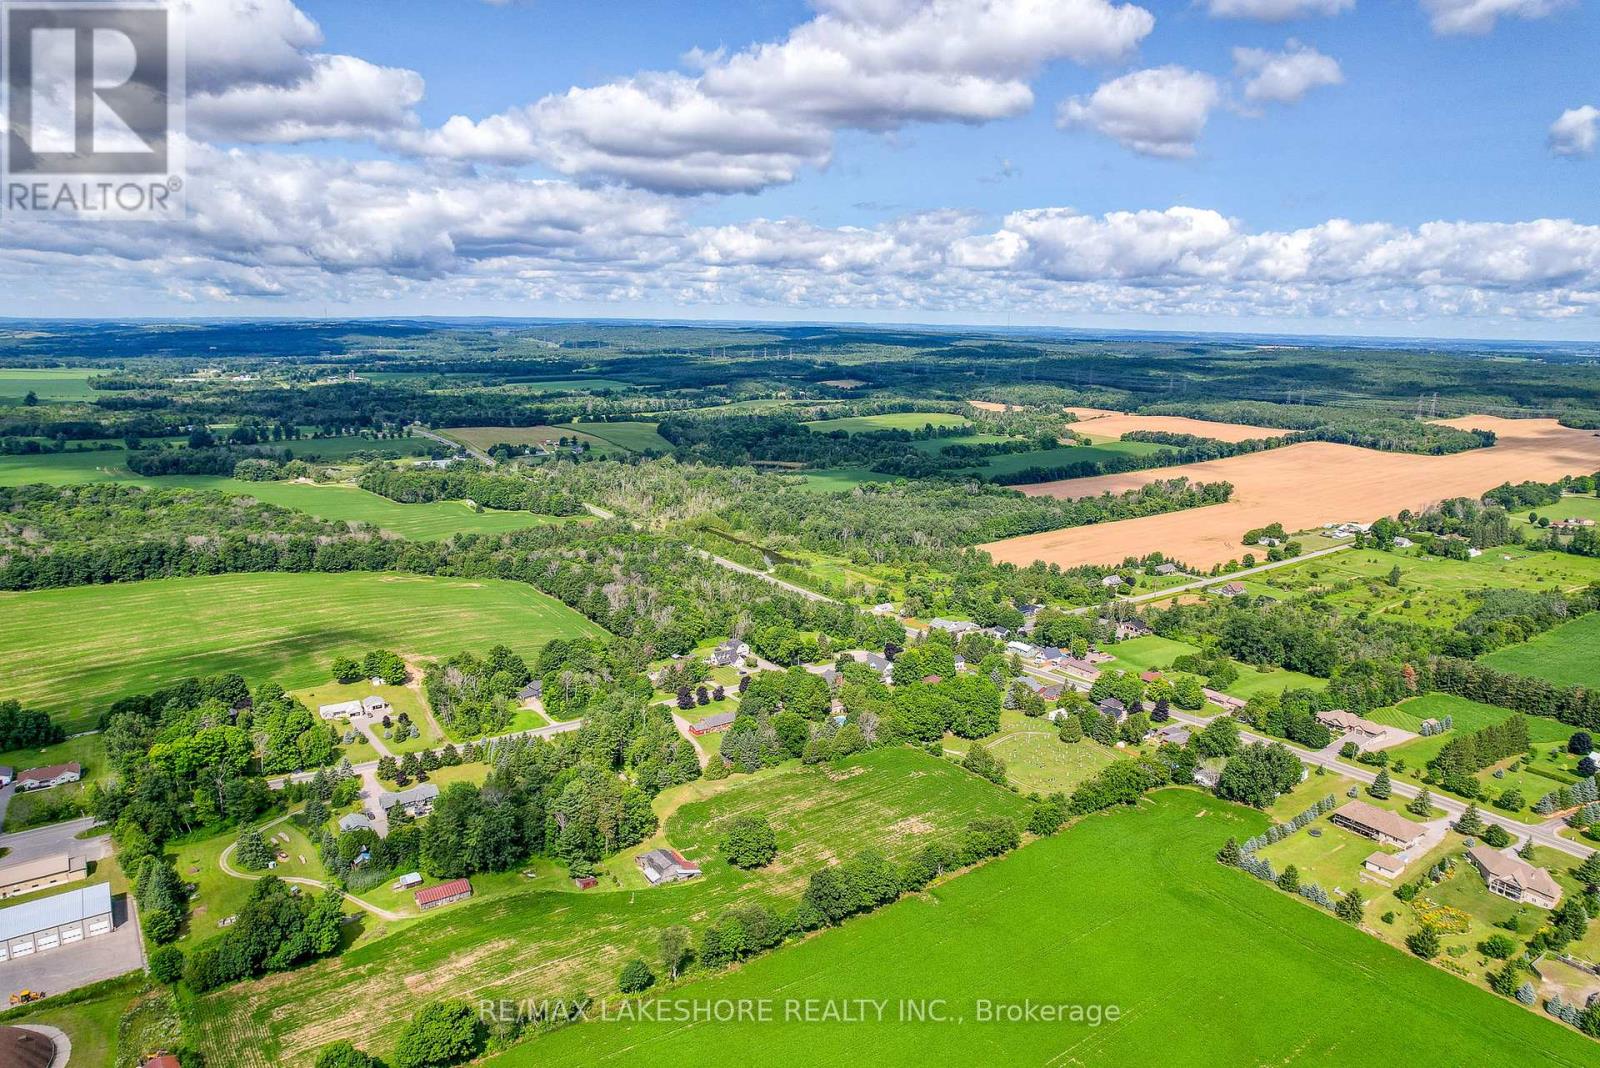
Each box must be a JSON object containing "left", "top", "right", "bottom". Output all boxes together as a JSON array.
[
  {"left": 318, "top": 700, "right": 363, "bottom": 717},
  {"left": 0, "top": 882, "right": 112, "bottom": 941}
]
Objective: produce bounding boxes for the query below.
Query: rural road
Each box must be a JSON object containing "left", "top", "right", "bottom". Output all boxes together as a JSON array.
[
  {"left": 408, "top": 423, "right": 494, "bottom": 465},
  {"left": 0, "top": 815, "right": 109, "bottom": 865},
  {"left": 1168, "top": 710, "right": 1595, "bottom": 861},
  {"left": 218, "top": 812, "right": 407, "bottom": 922},
  {"left": 266, "top": 717, "right": 585, "bottom": 788},
  {"left": 1070, "top": 542, "right": 1355, "bottom": 616},
  {"left": 691, "top": 547, "right": 839, "bottom": 603}
]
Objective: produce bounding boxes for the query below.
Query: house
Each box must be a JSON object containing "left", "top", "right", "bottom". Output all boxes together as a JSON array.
[
  {"left": 1036, "top": 647, "right": 1067, "bottom": 666},
  {"left": 415, "top": 878, "right": 473, "bottom": 911},
  {"left": 1017, "top": 604, "right": 1041, "bottom": 619},
  {"left": 1392, "top": 536, "right": 1414, "bottom": 548},
  {"left": 14, "top": 763, "right": 81, "bottom": 791},
  {"left": 981, "top": 626, "right": 1011, "bottom": 640},
  {"left": 338, "top": 812, "right": 373, "bottom": 834},
  {"left": 1152, "top": 563, "right": 1181, "bottom": 577},
  {"left": 1114, "top": 619, "right": 1153, "bottom": 640},
  {"left": 1007, "top": 640, "right": 1038, "bottom": 658},
  {"left": 636, "top": 848, "right": 701, "bottom": 885},
  {"left": 1037, "top": 683, "right": 1064, "bottom": 702},
  {"left": 690, "top": 711, "right": 736, "bottom": 736},
  {"left": 1097, "top": 697, "right": 1128, "bottom": 722},
  {"left": 1330, "top": 801, "right": 1425, "bottom": 849},
  {"left": 1100, "top": 574, "right": 1125, "bottom": 588},
  {"left": 0, "top": 883, "right": 113, "bottom": 962},
  {"left": 709, "top": 639, "right": 750, "bottom": 667},
  {"left": 1467, "top": 846, "right": 1563, "bottom": 908},
  {"left": 517, "top": 680, "right": 543, "bottom": 701},
  {"left": 1316, "top": 709, "right": 1390, "bottom": 744},
  {"left": 317, "top": 699, "right": 363, "bottom": 721},
  {"left": 929, "top": 618, "right": 978, "bottom": 636},
  {"left": 1203, "top": 688, "right": 1247, "bottom": 713},
  {"left": 1058, "top": 655, "right": 1101, "bottom": 681},
  {"left": 1216, "top": 582, "right": 1247, "bottom": 598},
  {"left": 0, "top": 853, "right": 87, "bottom": 899},
  {"left": 870, "top": 602, "right": 898, "bottom": 616},
  {"left": 1193, "top": 766, "right": 1222, "bottom": 789},
  {"left": 953, "top": 656, "right": 966, "bottom": 673},
  {"left": 1140, "top": 669, "right": 1163, "bottom": 683},
  {"left": 393, "top": 872, "right": 423, "bottom": 890},
  {"left": 859, "top": 652, "right": 894, "bottom": 681},
  {"left": 1363, "top": 852, "right": 1409, "bottom": 879},
  {"left": 377, "top": 783, "right": 439, "bottom": 818},
  {"left": 1153, "top": 724, "right": 1191, "bottom": 746},
  {"left": 360, "top": 695, "right": 389, "bottom": 716}
]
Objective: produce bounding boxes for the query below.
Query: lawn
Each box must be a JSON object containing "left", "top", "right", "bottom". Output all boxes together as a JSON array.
[
  {"left": 1520, "top": 495, "right": 1600, "bottom": 526},
  {"left": 493, "top": 789, "right": 1598, "bottom": 1068},
  {"left": 555, "top": 420, "right": 671, "bottom": 453},
  {"left": 943, "top": 711, "right": 1118, "bottom": 795},
  {"left": 1104, "top": 634, "right": 1200, "bottom": 674},
  {"left": 282, "top": 435, "right": 433, "bottom": 461},
  {"left": 0, "top": 447, "right": 141, "bottom": 485},
  {"left": 171, "top": 815, "right": 329, "bottom": 951},
  {"left": 1479, "top": 612, "right": 1600, "bottom": 688},
  {"left": 0, "top": 367, "right": 100, "bottom": 402},
  {"left": 0, "top": 973, "right": 147, "bottom": 1068},
  {"left": 289, "top": 679, "right": 442, "bottom": 755},
  {"left": 801, "top": 412, "right": 971, "bottom": 435},
  {"left": 187, "top": 748, "right": 1029, "bottom": 1066},
  {"left": 0, "top": 572, "right": 602, "bottom": 732},
  {"left": 0, "top": 734, "right": 108, "bottom": 831}
]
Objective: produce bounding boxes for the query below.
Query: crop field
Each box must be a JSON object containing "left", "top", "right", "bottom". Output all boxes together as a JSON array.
[
  {"left": 554, "top": 420, "right": 671, "bottom": 453},
  {"left": 954, "top": 439, "right": 1170, "bottom": 479},
  {"left": 0, "top": 572, "right": 602, "bottom": 731},
  {"left": 982, "top": 417, "right": 1600, "bottom": 570},
  {"left": 503, "top": 377, "right": 636, "bottom": 393},
  {"left": 802, "top": 412, "right": 971, "bottom": 434},
  {"left": 441, "top": 424, "right": 623, "bottom": 455},
  {"left": 0, "top": 367, "right": 100, "bottom": 402},
  {"left": 942, "top": 711, "right": 1118, "bottom": 795},
  {"left": 1479, "top": 612, "right": 1600, "bottom": 688},
  {"left": 491, "top": 789, "right": 1597, "bottom": 1068},
  {"left": 1065, "top": 410, "right": 1293, "bottom": 444},
  {"left": 795, "top": 466, "right": 900, "bottom": 492},
  {"left": 187, "top": 748, "right": 1029, "bottom": 1066},
  {"left": 0, "top": 448, "right": 142, "bottom": 485},
  {"left": 282, "top": 434, "right": 433, "bottom": 460}
]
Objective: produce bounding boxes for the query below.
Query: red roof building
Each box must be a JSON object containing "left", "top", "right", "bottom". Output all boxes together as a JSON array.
[{"left": 414, "top": 878, "right": 473, "bottom": 910}]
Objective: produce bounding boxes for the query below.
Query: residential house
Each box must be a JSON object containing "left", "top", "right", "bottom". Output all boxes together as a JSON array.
[
  {"left": 415, "top": 878, "right": 473, "bottom": 911},
  {"left": 709, "top": 639, "right": 750, "bottom": 667},
  {"left": 1203, "top": 688, "right": 1247, "bottom": 714},
  {"left": 636, "top": 848, "right": 701, "bottom": 885},
  {"left": 0, "top": 853, "right": 88, "bottom": 899},
  {"left": 859, "top": 652, "right": 894, "bottom": 681},
  {"left": 1216, "top": 582, "right": 1247, "bottom": 598},
  {"left": 1152, "top": 563, "right": 1181, "bottom": 577},
  {"left": 360, "top": 695, "right": 389, "bottom": 716},
  {"left": 1058, "top": 655, "right": 1101, "bottom": 681},
  {"left": 929, "top": 618, "right": 978, "bottom": 636},
  {"left": 1363, "top": 852, "right": 1409, "bottom": 879},
  {"left": 981, "top": 626, "right": 1011, "bottom": 640},
  {"left": 1329, "top": 801, "right": 1425, "bottom": 849},
  {"left": 1100, "top": 574, "right": 1125, "bottom": 588},
  {"left": 14, "top": 763, "right": 81, "bottom": 791},
  {"left": 1036, "top": 647, "right": 1067, "bottom": 666},
  {"left": 870, "top": 602, "right": 899, "bottom": 616},
  {"left": 1114, "top": 619, "right": 1153, "bottom": 640},
  {"left": 338, "top": 813, "right": 373, "bottom": 834},
  {"left": 1153, "top": 724, "right": 1191, "bottom": 746},
  {"left": 517, "top": 680, "right": 543, "bottom": 701},
  {"left": 1467, "top": 847, "right": 1563, "bottom": 908},
  {"left": 317, "top": 699, "right": 364, "bottom": 721},
  {"left": 1193, "top": 766, "right": 1222, "bottom": 789},
  {"left": 690, "top": 711, "right": 736, "bottom": 736},
  {"left": 1006, "top": 640, "right": 1038, "bottom": 658},
  {"left": 1036, "top": 683, "right": 1063, "bottom": 702},
  {"left": 1097, "top": 697, "right": 1128, "bottom": 723},
  {"left": 377, "top": 783, "right": 439, "bottom": 819},
  {"left": 1392, "top": 536, "right": 1414, "bottom": 548},
  {"left": 1316, "top": 709, "right": 1390, "bottom": 745}
]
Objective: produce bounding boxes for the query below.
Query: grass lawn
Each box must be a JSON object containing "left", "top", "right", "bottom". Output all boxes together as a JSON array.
[
  {"left": 440, "top": 424, "right": 621, "bottom": 455},
  {"left": 0, "top": 367, "right": 100, "bottom": 402},
  {"left": 1225, "top": 662, "right": 1329, "bottom": 699},
  {"left": 1104, "top": 634, "right": 1199, "bottom": 674},
  {"left": 942, "top": 711, "right": 1118, "bottom": 795},
  {"left": 1519, "top": 495, "right": 1600, "bottom": 527},
  {"left": 172, "top": 815, "right": 328, "bottom": 950},
  {"left": 956, "top": 439, "right": 1172, "bottom": 479},
  {"left": 556, "top": 420, "right": 671, "bottom": 453},
  {"left": 289, "top": 680, "right": 441, "bottom": 755},
  {"left": 187, "top": 748, "right": 1029, "bottom": 1066},
  {"left": 283, "top": 435, "right": 433, "bottom": 461},
  {"left": 0, "top": 973, "right": 147, "bottom": 1067},
  {"left": 1479, "top": 612, "right": 1600, "bottom": 688},
  {"left": 494, "top": 788, "right": 1598, "bottom": 1068},
  {"left": 0, "top": 734, "right": 107, "bottom": 831},
  {"left": 802, "top": 412, "right": 971, "bottom": 435},
  {"left": 0, "top": 572, "right": 602, "bottom": 732}
]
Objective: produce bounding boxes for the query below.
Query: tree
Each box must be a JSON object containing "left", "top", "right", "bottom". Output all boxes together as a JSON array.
[
  {"left": 1406, "top": 926, "right": 1440, "bottom": 959},
  {"left": 659, "top": 925, "right": 693, "bottom": 981},
  {"left": 392, "top": 1001, "right": 485, "bottom": 1068},
  {"left": 1335, "top": 889, "right": 1365, "bottom": 925},
  {"left": 1057, "top": 716, "right": 1083, "bottom": 743},
  {"left": 148, "top": 944, "right": 185, "bottom": 984},
  {"left": 234, "top": 827, "right": 274, "bottom": 871},
  {"left": 720, "top": 815, "right": 779, "bottom": 869},
  {"left": 1481, "top": 823, "right": 1512, "bottom": 848},
  {"left": 961, "top": 743, "right": 1008, "bottom": 786},
  {"left": 1478, "top": 933, "right": 1518, "bottom": 960},
  {"left": 1192, "top": 715, "right": 1241, "bottom": 758},
  {"left": 1215, "top": 743, "right": 1302, "bottom": 808},
  {"left": 1495, "top": 788, "right": 1524, "bottom": 812},
  {"left": 1454, "top": 803, "right": 1484, "bottom": 836},
  {"left": 1574, "top": 852, "right": 1600, "bottom": 889},
  {"left": 1570, "top": 731, "right": 1594, "bottom": 756},
  {"left": 619, "top": 958, "right": 657, "bottom": 994},
  {"left": 315, "top": 1041, "right": 379, "bottom": 1068},
  {"left": 1216, "top": 837, "right": 1242, "bottom": 866},
  {"left": 331, "top": 655, "right": 362, "bottom": 684},
  {"left": 1367, "top": 768, "right": 1391, "bottom": 800},
  {"left": 1276, "top": 864, "right": 1300, "bottom": 893},
  {"left": 1407, "top": 789, "right": 1433, "bottom": 817}
]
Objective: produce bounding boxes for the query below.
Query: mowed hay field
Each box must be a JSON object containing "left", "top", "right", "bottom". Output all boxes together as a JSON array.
[
  {"left": 984, "top": 417, "right": 1600, "bottom": 570},
  {"left": 189, "top": 749, "right": 1029, "bottom": 1066},
  {"left": 491, "top": 789, "right": 1597, "bottom": 1068},
  {"left": 1479, "top": 611, "right": 1600, "bottom": 687},
  {"left": 1066, "top": 409, "right": 1293, "bottom": 444},
  {"left": 0, "top": 572, "right": 602, "bottom": 730},
  {"left": 441, "top": 424, "right": 628, "bottom": 456}
]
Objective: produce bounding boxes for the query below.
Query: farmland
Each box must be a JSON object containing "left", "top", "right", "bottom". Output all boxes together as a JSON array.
[
  {"left": 941, "top": 710, "right": 1118, "bottom": 795},
  {"left": 1479, "top": 613, "right": 1600, "bottom": 688},
  {"left": 187, "top": 748, "right": 1030, "bottom": 1066},
  {"left": 440, "top": 424, "right": 626, "bottom": 455},
  {"left": 0, "top": 367, "right": 100, "bottom": 402},
  {"left": 491, "top": 789, "right": 1597, "bottom": 1067},
  {"left": 802, "top": 412, "right": 971, "bottom": 434},
  {"left": 983, "top": 417, "right": 1600, "bottom": 570},
  {"left": 0, "top": 572, "right": 602, "bottom": 731},
  {"left": 555, "top": 420, "right": 672, "bottom": 453},
  {"left": 1065, "top": 409, "right": 1293, "bottom": 443}
]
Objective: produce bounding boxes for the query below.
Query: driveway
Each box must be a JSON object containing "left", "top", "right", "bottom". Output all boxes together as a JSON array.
[
  {"left": 0, "top": 894, "right": 143, "bottom": 1000},
  {"left": 0, "top": 817, "right": 109, "bottom": 867}
]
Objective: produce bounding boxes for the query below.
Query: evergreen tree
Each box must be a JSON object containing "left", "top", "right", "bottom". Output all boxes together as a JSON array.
[
  {"left": 1454, "top": 803, "right": 1484, "bottom": 835},
  {"left": 1368, "top": 768, "right": 1391, "bottom": 800},
  {"left": 1216, "top": 837, "right": 1242, "bottom": 866},
  {"left": 1335, "top": 889, "right": 1365, "bottom": 924},
  {"left": 235, "top": 827, "right": 274, "bottom": 871},
  {"left": 1406, "top": 789, "right": 1433, "bottom": 817}
]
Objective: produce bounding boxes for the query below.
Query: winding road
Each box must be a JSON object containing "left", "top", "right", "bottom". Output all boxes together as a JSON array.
[{"left": 217, "top": 812, "right": 408, "bottom": 922}]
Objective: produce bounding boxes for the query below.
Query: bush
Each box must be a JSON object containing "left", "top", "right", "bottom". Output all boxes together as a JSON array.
[
  {"left": 1481, "top": 823, "right": 1512, "bottom": 848},
  {"left": 392, "top": 1001, "right": 485, "bottom": 1068},
  {"left": 142, "top": 907, "right": 179, "bottom": 945},
  {"left": 1406, "top": 926, "right": 1441, "bottom": 959},
  {"left": 315, "top": 1041, "right": 379, "bottom": 1068},
  {"left": 619, "top": 958, "right": 657, "bottom": 994},
  {"left": 1478, "top": 933, "right": 1518, "bottom": 960},
  {"left": 148, "top": 945, "right": 184, "bottom": 984},
  {"left": 719, "top": 815, "right": 778, "bottom": 870}
]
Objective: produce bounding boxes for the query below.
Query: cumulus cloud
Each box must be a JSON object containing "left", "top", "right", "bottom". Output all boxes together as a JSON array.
[
  {"left": 1419, "top": 0, "right": 1570, "bottom": 36},
  {"left": 1206, "top": 0, "right": 1355, "bottom": 19},
  {"left": 394, "top": 0, "right": 1156, "bottom": 192},
  {"left": 1234, "top": 41, "right": 1343, "bottom": 105},
  {"left": 1549, "top": 105, "right": 1599, "bottom": 157},
  {"left": 1056, "top": 67, "right": 1222, "bottom": 158}
]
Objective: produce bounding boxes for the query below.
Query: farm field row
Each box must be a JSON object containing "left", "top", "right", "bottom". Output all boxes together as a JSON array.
[
  {"left": 982, "top": 416, "right": 1600, "bottom": 570},
  {"left": 0, "top": 572, "right": 602, "bottom": 731},
  {"left": 1479, "top": 612, "right": 1600, "bottom": 688},
  {"left": 492, "top": 789, "right": 1597, "bottom": 1067}
]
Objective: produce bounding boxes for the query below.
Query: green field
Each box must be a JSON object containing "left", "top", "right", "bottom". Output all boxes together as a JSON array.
[
  {"left": 795, "top": 466, "right": 900, "bottom": 492},
  {"left": 0, "top": 572, "right": 602, "bottom": 731},
  {"left": 0, "top": 733, "right": 107, "bottom": 830},
  {"left": 282, "top": 434, "right": 433, "bottom": 460},
  {"left": 943, "top": 711, "right": 1117, "bottom": 795},
  {"left": 955, "top": 438, "right": 1171, "bottom": 479},
  {"left": 493, "top": 789, "right": 1597, "bottom": 1067},
  {"left": 504, "top": 377, "right": 636, "bottom": 393},
  {"left": 1521, "top": 495, "right": 1600, "bottom": 526},
  {"left": 0, "top": 448, "right": 142, "bottom": 485},
  {"left": 0, "top": 367, "right": 100, "bottom": 402},
  {"left": 802, "top": 412, "right": 971, "bottom": 435},
  {"left": 188, "top": 748, "right": 1030, "bottom": 1066},
  {"left": 555, "top": 420, "right": 671, "bottom": 453},
  {"left": 1479, "top": 612, "right": 1600, "bottom": 688}
]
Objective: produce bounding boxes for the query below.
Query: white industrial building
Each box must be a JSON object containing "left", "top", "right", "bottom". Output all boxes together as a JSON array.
[{"left": 0, "top": 883, "right": 114, "bottom": 962}]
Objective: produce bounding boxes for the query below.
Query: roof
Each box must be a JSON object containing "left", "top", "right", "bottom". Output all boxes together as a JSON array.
[
  {"left": 17, "top": 762, "right": 80, "bottom": 783},
  {"left": 0, "top": 882, "right": 112, "bottom": 942},
  {"left": 1140, "top": 670, "right": 1163, "bottom": 682},
  {"left": 338, "top": 813, "right": 372, "bottom": 832},
  {"left": 0, "top": 852, "right": 84, "bottom": 888},
  {"left": 1469, "top": 846, "right": 1562, "bottom": 900},
  {"left": 1097, "top": 697, "right": 1126, "bottom": 714},
  {"left": 395, "top": 871, "right": 422, "bottom": 887},
  {"left": 1364, "top": 851, "right": 1407, "bottom": 875},
  {"left": 639, "top": 848, "right": 701, "bottom": 875},
  {"left": 517, "top": 680, "right": 543, "bottom": 699},
  {"left": 1218, "top": 582, "right": 1246, "bottom": 595},
  {"left": 317, "top": 699, "right": 363, "bottom": 717},
  {"left": 1154, "top": 724, "right": 1191, "bottom": 745},
  {"left": 693, "top": 711, "right": 736, "bottom": 730},
  {"left": 1317, "top": 709, "right": 1387, "bottom": 735},
  {"left": 0, "top": 1026, "right": 57, "bottom": 1068},
  {"left": 414, "top": 878, "right": 472, "bottom": 906},
  {"left": 1333, "top": 801, "right": 1423, "bottom": 843},
  {"left": 378, "top": 783, "right": 440, "bottom": 809}
]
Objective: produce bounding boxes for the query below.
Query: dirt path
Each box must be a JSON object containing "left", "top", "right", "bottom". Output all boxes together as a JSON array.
[
  {"left": 669, "top": 712, "right": 710, "bottom": 769},
  {"left": 691, "top": 548, "right": 838, "bottom": 603},
  {"left": 218, "top": 813, "right": 408, "bottom": 921},
  {"left": 401, "top": 655, "right": 450, "bottom": 745}
]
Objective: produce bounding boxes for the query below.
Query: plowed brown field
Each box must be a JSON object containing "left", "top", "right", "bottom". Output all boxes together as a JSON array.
[{"left": 982, "top": 416, "right": 1600, "bottom": 570}]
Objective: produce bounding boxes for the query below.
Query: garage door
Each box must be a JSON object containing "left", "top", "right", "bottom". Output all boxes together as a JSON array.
[
  {"left": 10, "top": 941, "right": 33, "bottom": 958},
  {"left": 88, "top": 918, "right": 110, "bottom": 936},
  {"left": 34, "top": 932, "right": 58, "bottom": 951},
  {"left": 61, "top": 925, "right": 83, "bottom": 944}
]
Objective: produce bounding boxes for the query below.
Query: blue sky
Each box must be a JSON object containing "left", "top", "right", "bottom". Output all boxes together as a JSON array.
[{"left": 3, "top": 0, "right": 1599, "bottom": 338}]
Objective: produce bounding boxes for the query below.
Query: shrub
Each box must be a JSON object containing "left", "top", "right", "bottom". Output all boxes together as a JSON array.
[
  {"left": 315, "top": 1041, "right": 379, "bottom": 1068},
  {"left": 619, "top": 958, "right": 656, "bottom": 994},
  {"left": 1406, "top": 926, "right": 1441, "bottom": 959},
  {"left": 392, "top": 1001, "right": 485, "bottom": 1068},
  {"left": 148, "top": 945, "right": 184, "bottom": 984},
  {"left": 719, "top": 815, "right": 779, "bottom": 870},
  {"left": 1479, "top": 933, "right": 1518, "bottom": 960}
]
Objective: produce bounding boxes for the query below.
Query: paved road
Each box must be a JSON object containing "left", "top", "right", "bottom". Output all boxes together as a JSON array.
[
  {"left": 408, "top": 423, "right": 493, "bottom": 465},
  {"left": 1169, "top": 710, "right": 1594, "bottom": 860},
  {"left": 0, "top": 816, "right": 109, "bottom": 866},
  {"left": 691, "top": 548, "right": 838, "bottom": 603},
  {"left": 1070, "top": 542, "right": 1355, "bottom": 615}
]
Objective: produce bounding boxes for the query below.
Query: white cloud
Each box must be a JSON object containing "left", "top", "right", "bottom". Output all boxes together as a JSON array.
[
  {"left": 189, "top": 55, "right": 423, "bottom": 143},
  {"left": 1550, "top": 105, "right": 1599, "bottom": 157},
  {"left": 1234, "top": 41, "right": 1343, "bottom": 105},
  {"left": 395, "top": 0, "right": 1156, "bottom": 192},
  {"left": 1419, "top": 0, "right": 1570, "bottom": 36},
  {"left": 1206, "top": 0, "right": 1355, "bottom": 19},
  {"left": 1057, "top": 67, "right": 1222, "bottom": 158}
]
